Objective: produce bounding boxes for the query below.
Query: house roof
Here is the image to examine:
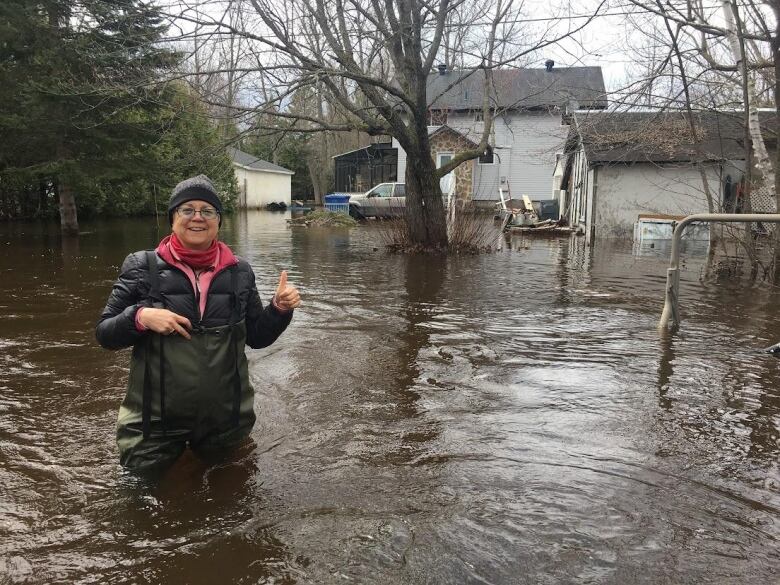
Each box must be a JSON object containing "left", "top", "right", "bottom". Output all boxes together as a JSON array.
[
  {"left": 570, "top": 110, "right": 778, "bottom": 164},
  {"left": 228, "top": 147, "right": 294, "bottom": 174},
  {"left": 426, "top": 66, "right": 607, "bottom": 111},
  {"left": 428, "top": 124, "right": 480, "bottom": 148}
]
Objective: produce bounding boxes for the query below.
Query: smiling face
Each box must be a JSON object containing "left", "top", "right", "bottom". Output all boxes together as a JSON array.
[{"left": 171, "top": 199, "right": 219, "bottom": 250}]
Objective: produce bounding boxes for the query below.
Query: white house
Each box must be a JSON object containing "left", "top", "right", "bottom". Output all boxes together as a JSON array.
[
  {"left": 229, "top": 147, "right": 294, "bottom": 208},
  {"left": 393, "top": 64, "right": 607, "bottom": 205},
  {"left": 331, "top": 64, "right": 607, "bottom": 204},
  {"left": 558, "top": 110, "right": 776, "bottom": 242}
]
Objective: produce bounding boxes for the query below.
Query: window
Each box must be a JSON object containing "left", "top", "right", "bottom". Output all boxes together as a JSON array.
[
  {"left": 474, "top": 110, "right": 484, "bottom": 122},
  {"left": 370, "top": 184, "right": 393, "bottom": 198},
  {"left": 478, "top": 146, "right": 495, "bottom": 165},
  {"left": 394, "top": 184, "right": 406, "bottom": 197}
]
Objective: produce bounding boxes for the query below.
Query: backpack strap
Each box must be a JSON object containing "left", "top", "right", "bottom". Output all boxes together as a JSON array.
[
  {"left": 145, "top": 250, "right": 163, "bottom": 307},
  {"left": 230, "top": 265, "right": 241, "bottom": 428}
]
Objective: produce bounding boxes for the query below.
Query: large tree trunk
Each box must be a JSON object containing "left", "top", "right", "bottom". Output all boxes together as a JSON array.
[
  {"left": 308, "top": 160, "right": 323, "bottom": 205},
  {"left": 58, "top": 178, "right": 79, "bottom": 236},
  {"left": 405, "top": 147, "right": 448, "bottom": 249}
]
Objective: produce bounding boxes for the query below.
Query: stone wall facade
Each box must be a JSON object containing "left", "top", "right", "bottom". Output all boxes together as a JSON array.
[{"left": 429, "top": 128, "right": 475, "bottom": 201}]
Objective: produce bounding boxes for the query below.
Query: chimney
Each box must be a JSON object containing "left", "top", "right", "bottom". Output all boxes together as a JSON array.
[
  {"left": 437, "top": 63, "right": 447, "bottom": 75},
  {"left": 545, "top": 59, "right": 555, "bottom": 72}
]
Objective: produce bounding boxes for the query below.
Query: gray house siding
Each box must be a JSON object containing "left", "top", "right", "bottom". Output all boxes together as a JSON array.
[{"left": 505, "top": 112, "right": 568, "bottom": 201}]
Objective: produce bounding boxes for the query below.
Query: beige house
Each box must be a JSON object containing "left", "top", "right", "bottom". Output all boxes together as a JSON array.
[{"left": 229, "top": 147, "right": 294, "bottom": 208}]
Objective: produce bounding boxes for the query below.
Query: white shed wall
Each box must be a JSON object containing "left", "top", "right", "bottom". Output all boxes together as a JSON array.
[
  {"left": 593, "top": 163, "right": 728, "bottom": 238},
  {"left": 234, "top": 165, "right": 292, "bottom": 208}
]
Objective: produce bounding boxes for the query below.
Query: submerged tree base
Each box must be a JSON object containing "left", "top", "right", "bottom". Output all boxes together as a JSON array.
[{"left": 379, "top": 208, "right": 501, "bottom": 255}]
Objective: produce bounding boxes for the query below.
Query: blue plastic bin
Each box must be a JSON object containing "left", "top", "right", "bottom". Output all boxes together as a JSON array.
[{"left": 324, "top": 193, "right": 351, "bottom": 214}]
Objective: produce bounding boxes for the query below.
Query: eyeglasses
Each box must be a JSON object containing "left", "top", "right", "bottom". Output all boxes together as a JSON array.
[{"left": 176, "top": 206, "right": 220, "bottom": 221}]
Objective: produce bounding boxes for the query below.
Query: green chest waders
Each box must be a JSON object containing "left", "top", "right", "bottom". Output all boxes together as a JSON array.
[{"left": 116, "top": 252, "right": 256, "bottom": 472}]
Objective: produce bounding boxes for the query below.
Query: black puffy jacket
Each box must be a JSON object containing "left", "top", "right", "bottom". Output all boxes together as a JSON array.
[{"left": 96, "top": 250, "right": 292, "bottom": 350}]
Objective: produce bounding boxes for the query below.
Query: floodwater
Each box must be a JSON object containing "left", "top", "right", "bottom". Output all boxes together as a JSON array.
[{"left": 1, "top": 211, "right": 778, "bottom": 584}]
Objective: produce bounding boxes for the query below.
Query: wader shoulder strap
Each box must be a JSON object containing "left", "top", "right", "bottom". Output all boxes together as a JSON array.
[
  {"left": 230, "top": 266, "right": 241, "bottom": 427},
  {"left": 142, "top": 250, "right": 166, "bottom": 438},
  {"left": 145, "top": 251, "right": 162, "bottom": 306}
]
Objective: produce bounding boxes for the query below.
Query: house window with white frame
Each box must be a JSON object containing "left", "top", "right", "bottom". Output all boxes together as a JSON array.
[{"left": 474, "top": 109, "right": 484, "bottom": 122}]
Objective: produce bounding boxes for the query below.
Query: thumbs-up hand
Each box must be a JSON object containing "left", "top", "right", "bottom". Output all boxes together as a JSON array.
[{"left": 272, "top": 270, "right": 301, "bottom": 312}]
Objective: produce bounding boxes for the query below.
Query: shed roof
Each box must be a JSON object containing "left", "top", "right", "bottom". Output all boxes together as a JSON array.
[
  {"left": 332, "top": 142, "right": 395, "bottom": 159},
  {"left": 228, "top": 147, "right": 294, "bottom": 174},
  {"left": 426, "top": 66, "right": 607, "bottom": 111},
  {"left": 570, "top": 110, "right": 778, "bottom": 163}
]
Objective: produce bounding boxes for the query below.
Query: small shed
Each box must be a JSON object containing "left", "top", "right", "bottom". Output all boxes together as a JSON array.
[
  {"left": 333, "top": 143, "right": 398, "bottom": 193},
  {"left": 560, "top": 110, "right": 777, "bottom": 242},
  {"left": 229, "top": 147, "right": 294, "bottom": 208}
]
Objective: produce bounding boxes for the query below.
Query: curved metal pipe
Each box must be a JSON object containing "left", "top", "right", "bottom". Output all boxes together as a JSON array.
[{"left": 659, "top": 213, "right": 780, "bottom": 330}]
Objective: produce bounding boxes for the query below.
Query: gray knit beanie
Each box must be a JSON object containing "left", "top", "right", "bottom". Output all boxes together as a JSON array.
[{"left": 167, "top": 174, "right": 223, "bottom": 225}]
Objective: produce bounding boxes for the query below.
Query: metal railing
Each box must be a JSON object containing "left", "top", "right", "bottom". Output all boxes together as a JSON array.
[{"left": 659, "top": 213, "right": 780, "bottom": 330}]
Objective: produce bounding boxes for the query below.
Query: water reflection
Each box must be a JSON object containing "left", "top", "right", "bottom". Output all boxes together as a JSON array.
[{"left": 657, "top": 332, "right": 676, "bottom": 411}]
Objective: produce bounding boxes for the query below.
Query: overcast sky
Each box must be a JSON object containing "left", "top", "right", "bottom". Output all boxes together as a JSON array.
[{"left": 157, "top": 0, "right": 771, "bottom": 100}]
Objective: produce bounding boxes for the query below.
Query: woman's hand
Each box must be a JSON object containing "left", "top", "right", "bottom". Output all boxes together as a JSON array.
[
  {"left": 138, "top": 308, "right": 192, "bottom": 339},
  {"left": 274, "top": 271, "right": 301, "bottom": 312}
]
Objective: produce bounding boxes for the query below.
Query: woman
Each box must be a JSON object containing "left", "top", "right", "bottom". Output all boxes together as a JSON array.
[{"left": 96, "top": 175, "right": 300, "bottom": 473}]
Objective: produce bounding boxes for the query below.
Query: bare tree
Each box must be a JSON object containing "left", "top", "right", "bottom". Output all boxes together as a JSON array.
[
  {"left": 164, "top": 0, "right": 606, "bottom": 249},
  {"left": 621, "top": 1, "right": 779, "bottom": 262},
  {"left": 612, "top": 1, "right": 780, "bottom": 279}
]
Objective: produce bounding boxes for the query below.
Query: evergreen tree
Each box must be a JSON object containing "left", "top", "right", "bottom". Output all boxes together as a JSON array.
[
  {"left": 71, "top": 83, "right": 237, "bottom": 218},
  {"left": 0, "top": 0, "right": 178, "bottom": 232}
]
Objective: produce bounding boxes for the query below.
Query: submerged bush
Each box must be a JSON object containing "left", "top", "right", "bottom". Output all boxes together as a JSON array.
[
  {"left": 288, "top": 210, "right": 357, "bottom": 227},
  {"left": 378, "top": 205, "right": 501, "bottom": 254}
]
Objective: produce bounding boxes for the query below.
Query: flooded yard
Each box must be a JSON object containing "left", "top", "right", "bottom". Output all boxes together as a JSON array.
[{"left": 1, "top": 211, "right": 778, "bottom": 584}]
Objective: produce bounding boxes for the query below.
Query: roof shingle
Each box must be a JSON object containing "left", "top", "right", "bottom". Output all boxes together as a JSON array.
[
  {"left": 570, "top": 110, "right": 778, "bottom": 163},
  {"left": 426, "top": 67, "right": 607, "bottom": 111}
]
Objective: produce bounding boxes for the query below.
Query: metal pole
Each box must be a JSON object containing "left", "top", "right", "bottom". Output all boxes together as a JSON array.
[{"left": 658, "top": 213, "right": 780, "bottom": 330}]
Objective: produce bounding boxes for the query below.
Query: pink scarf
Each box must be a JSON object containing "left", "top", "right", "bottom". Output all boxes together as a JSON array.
[{"left": 166, "top": 233, "right": 218, "bottom": 269}]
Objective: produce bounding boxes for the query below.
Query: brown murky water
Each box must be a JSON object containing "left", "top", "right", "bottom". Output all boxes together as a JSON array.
[{"left": 1, "top": 211, "right": 778, "bottom": 584}]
